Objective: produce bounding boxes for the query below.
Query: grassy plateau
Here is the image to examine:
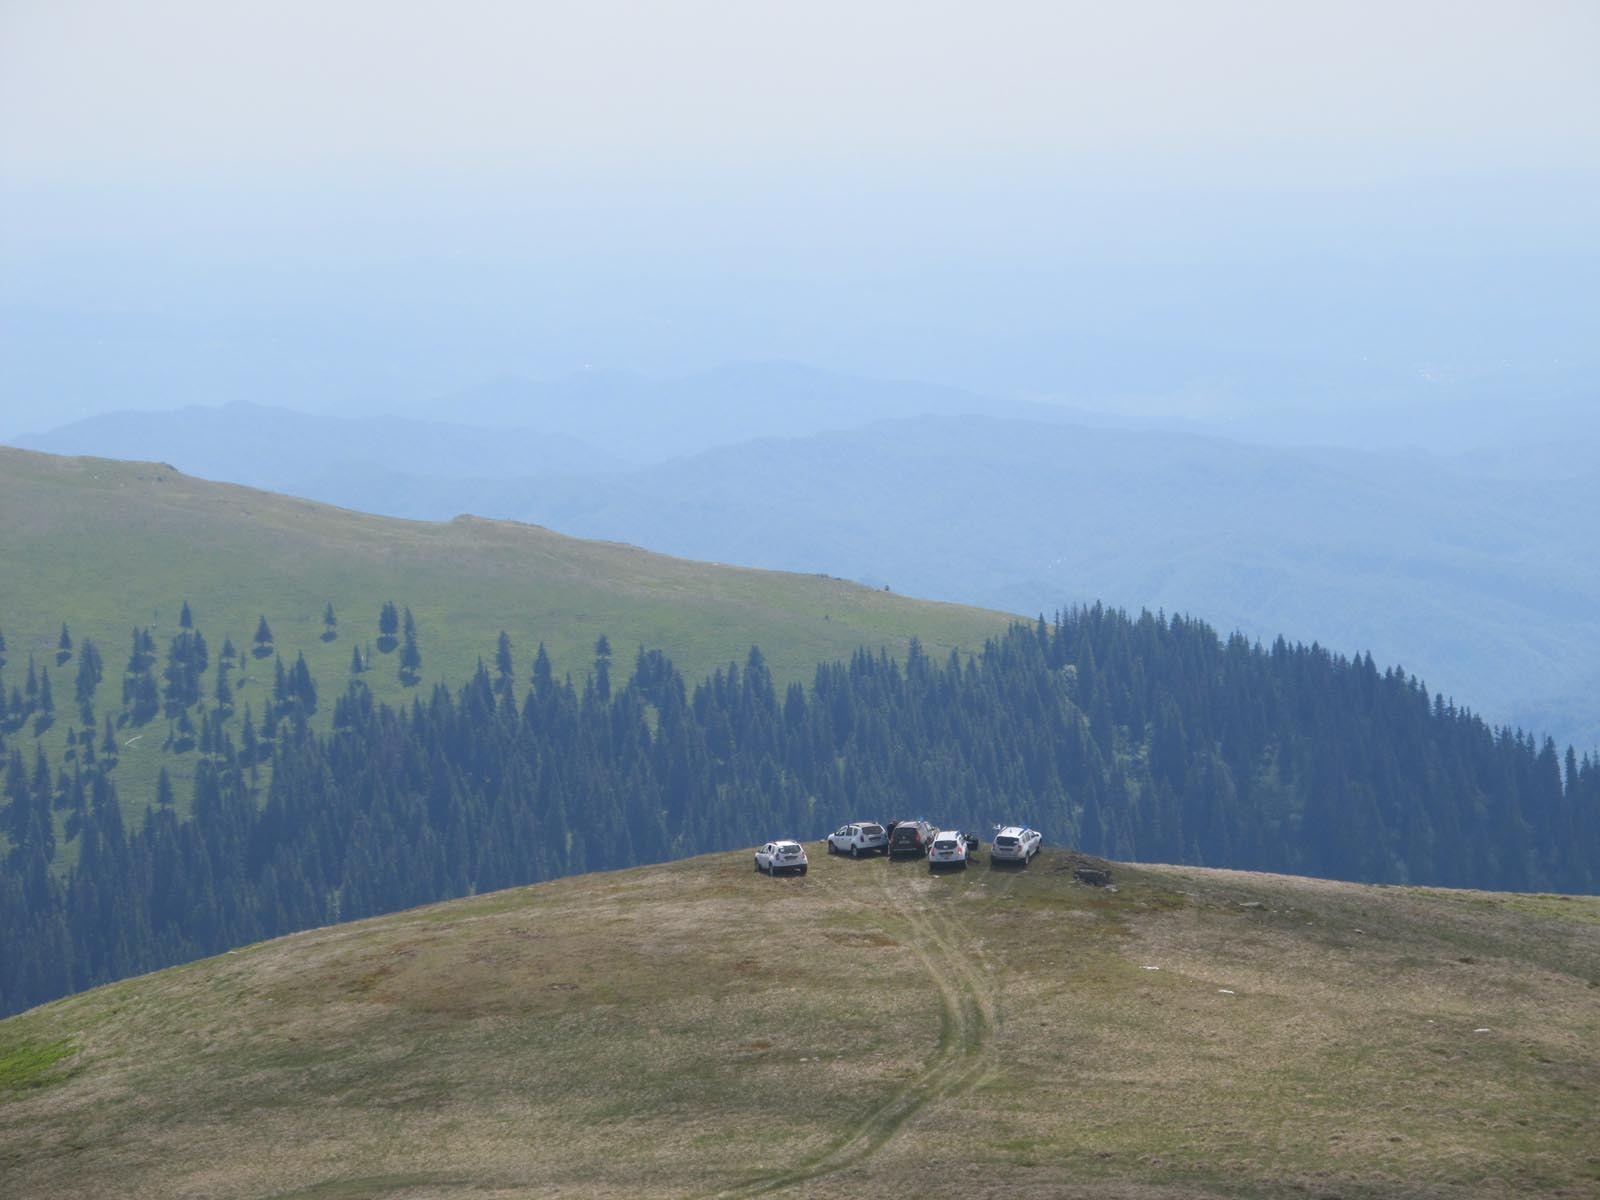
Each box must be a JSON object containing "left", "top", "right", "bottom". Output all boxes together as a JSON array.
[{"left": 1, "top": 848, "right": 1595, "bottom": 1199}]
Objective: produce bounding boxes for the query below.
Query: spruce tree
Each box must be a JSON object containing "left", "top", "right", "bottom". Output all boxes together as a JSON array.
[
  {"left": 595, "top": 634, "right": 612, "bottom": 702},
  {"left": 253, "top": 615, "right": 274, "bottom": 658},
  {"left": 495, "top": 632, "right": 514, "bottom": 695},
  {"left": 174, "top": 707, "right": 196, "bottom": 752},
  {"left": 399, "top": 613, "right": 421, "bottom": 686},
  {"left": 378, "top": 602, "right": 399, "bottom": 652},
  {"left": 214, "top": 660, "right": 233, "bottom": 714},
  {"left": 289, "top": 653, "right": 317, "bottom": 716},
  {"left": 240, "top": 706, "right": 258, "bottom": 774},
  {"left": 75, "top": 640, "right": 103, "bottom": 725}
]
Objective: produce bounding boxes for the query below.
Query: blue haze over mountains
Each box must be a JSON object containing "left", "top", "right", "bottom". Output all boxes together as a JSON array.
[{"left": 15, "top": 360, "right": 1600, "bottom": 754}]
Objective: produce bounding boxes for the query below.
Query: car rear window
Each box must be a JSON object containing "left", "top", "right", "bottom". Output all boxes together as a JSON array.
[
  {"left": 996, "top": 836, "right": 1018, "bottom": 848},
  {"left": 934, "top": 839, "right": 957, "bottom": 850},
  {"left": 861, "top": 824, "right": 884, "bottom": 836},
  {"left": 780, "top": 845, "right": 801, "bottom": 855}
]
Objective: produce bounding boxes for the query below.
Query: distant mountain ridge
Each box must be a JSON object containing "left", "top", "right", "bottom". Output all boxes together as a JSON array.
[
  {"left": 414, "top": 360, "right": 1053, "bottom": 461},
  {"left": 11, "top": 373, "right": 1600, "bottom": 750},
  {"left": 11, "top": 400, "right": 625, "bottom": 489}
]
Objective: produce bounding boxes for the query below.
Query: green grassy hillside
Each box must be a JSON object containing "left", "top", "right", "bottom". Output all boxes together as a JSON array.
[
  {"left": 0, "top": 447, "right": 1011, "bottom": 815},
  {"left": 1, "top": 849, "right": 1595, "bottom": 1199}
]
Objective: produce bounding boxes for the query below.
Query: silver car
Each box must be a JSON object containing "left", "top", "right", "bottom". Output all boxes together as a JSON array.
[
  {"left": 827, "top": 822, "right": 888, "bottom": 857},
  {"left": 927, "top": 830, "right": 972, "bottom": 869},
  {"left": 755, "top": 840, "right": 809, "bottom": 876},
  {"left": 990, "top": 826, "right": 1042, "bottom": 865}
]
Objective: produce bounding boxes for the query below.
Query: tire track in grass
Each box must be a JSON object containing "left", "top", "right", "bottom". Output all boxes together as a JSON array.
[{"left": 710, "top": 866, "right": 999, "bottom": 1198}]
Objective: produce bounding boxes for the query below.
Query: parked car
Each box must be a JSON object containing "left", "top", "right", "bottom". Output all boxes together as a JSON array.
[
  {"left": 887, "top": 820, "right": 938, "bottom": 859},
  {"left": 927, "top": 830, "right": 973, "bottom": 869},
  {"left": 755, "top": 840, "right": 809, "bottom": 876},
  {"left": 827, "top": 821, "right": 888, "bottom": 857},
  {"left": 990, "top": 826, "right": 1042, "bottom": 865}
]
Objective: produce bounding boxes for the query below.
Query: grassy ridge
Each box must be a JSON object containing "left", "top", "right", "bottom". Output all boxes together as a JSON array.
[
  {"left": 2, "top": 849, "right": 1595, "bottom": 1198},
  {"left": 0, "top": 447, "right": 1011, "bottom": 814}
]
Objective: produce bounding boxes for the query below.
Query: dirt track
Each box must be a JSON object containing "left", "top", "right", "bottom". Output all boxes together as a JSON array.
[{"left": 710, "top": 867, "right": 1001, "bottom": 1197}]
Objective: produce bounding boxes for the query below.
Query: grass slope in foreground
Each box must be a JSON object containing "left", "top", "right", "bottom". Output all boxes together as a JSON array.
[{"left": 2, "top": 851, "right": 1596, "bottom": 1199}]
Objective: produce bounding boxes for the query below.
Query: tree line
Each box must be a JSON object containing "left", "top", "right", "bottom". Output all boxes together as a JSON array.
[{"left": 2, "top": 605, "right": 1596, "bottom": 1017}]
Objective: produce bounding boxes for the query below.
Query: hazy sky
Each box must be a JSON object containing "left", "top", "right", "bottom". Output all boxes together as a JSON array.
[
  {"left": 2, "top": 1, "right": 1597, "bottom": 432},
  {"left": 6, "top": 1, "right": 1597, "bottom": 184}
]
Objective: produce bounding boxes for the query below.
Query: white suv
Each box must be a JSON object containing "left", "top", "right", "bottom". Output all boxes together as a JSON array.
[
  {"left": 827, "top": 822, "right": 888, "bottom": 857},
  {"left": 926, "top": 830, "right": 972, "bottom": 869},
  {"left": 990, "top": 826, "right": 1041, "bottom": 865},
  {"left": 755, "top": 840, "right": 809, "bottom": 876}
]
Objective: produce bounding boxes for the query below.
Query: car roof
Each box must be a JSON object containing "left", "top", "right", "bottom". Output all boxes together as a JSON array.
[{"left": 997, "top": 825, "right": 1031, "bottom": 836}]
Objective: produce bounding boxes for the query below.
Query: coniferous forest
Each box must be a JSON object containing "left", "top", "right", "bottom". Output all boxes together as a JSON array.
[{"left": 2, "top": 603, "right": 1598, "bottom": 1017}]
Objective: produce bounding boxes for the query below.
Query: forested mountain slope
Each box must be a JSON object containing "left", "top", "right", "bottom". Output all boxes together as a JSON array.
[
  {"left": 4, "top": 608, "right": 1595, "bottom": 1017},
  {"left": 0, "top": 445, "right": 1007, "bottom": 820}
]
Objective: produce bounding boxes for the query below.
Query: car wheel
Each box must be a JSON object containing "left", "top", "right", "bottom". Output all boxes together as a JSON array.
[
  {"left": 755, "top": 858, "right": 762, "bottom": 872},
  {"left": 798, "top": 865, "right": 808, "bottom": 876}
]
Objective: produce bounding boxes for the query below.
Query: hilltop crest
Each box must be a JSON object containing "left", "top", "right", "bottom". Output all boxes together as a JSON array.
[{"left": 2, "top": 850, "right": 1594, "bottom": 1198}]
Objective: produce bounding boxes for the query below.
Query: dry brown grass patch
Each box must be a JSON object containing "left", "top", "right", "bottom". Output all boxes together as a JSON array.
[{"left": 2, "top": 853, "right": 1596, "bottom": 1199}]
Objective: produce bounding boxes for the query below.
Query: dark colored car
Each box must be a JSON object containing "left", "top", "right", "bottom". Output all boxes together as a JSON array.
[{"left": 887, "top": 819, "right": 938, "bottom": 859}]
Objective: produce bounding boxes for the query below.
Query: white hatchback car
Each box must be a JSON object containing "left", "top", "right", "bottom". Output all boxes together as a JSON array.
[
  {"left": 827, "top": 822, "right": 888, "bottom": 857},
  {"left": 755, "top": 840, "right": 809, "bottom": 876},
  {"left": 990, "top": 826, "right": 1042, "bottom": 864},
  {"left": 926, "top": 830, "right": 972, "bottom": 869}
]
